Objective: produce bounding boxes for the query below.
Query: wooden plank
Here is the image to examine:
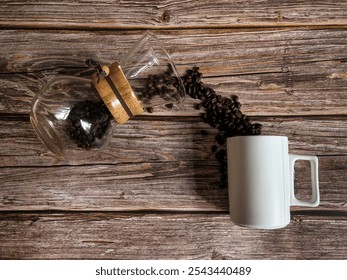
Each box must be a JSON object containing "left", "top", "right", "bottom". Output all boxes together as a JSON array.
[
  {"left": 0, "top": 212, "right": 346, "bottom": 259},
  {"left": 1, "top": 29, "right": 347, "bottom": 76},
  {"left": 1, "top": 29, "right": 346, "bottom": 115},
  {"left": 2, "top": 68, "right": 347, "bottom": 116},
  {"left": 0, "top": 0, "right": 347, "bottom": 29},
  {"left": 1, "top": 116, "right": 345, "bottom": 211},
  {"left": 1, "top": 116, "right": 346, "bottom": 167},
  {"left": 0, "top": 154, "right": 345, "bottom": 211}
]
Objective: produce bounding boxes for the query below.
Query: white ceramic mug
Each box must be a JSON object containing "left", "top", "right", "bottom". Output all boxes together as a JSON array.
[{"left": 227, "top": 136, "right": 320, "bottom": 229}]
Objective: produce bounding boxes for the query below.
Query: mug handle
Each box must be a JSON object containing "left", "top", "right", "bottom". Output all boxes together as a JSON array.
[{"left": 289, "top": 154, "right": 320, "bottom": 207}]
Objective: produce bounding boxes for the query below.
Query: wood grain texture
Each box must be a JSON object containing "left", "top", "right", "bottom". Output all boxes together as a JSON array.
[
  {"left": 2, "top": 70, "right": 347, "bottom": 116},
  {"left": 1, "top": 28, "right": 347, "bottom": 76},
  {"left": 1, "top": 0, "right": 346, "bottom": 261},
  {"left": 0, "top": 0, "right": 347, "bottom": 29},
  {"left": 1, "top": 116, "right": 346, "bottom": 212},
  {"left": 0, "top": 212, "right": 346, "bottom": 259},
  {"left": 0, "top": 156, "right": 346, "bottom": 211},
  {"left": 1, "top": 29, "right": 346, "bottom": 115},
  {"left": 1, "top": 116, "right": 346, "bottom": 167}
]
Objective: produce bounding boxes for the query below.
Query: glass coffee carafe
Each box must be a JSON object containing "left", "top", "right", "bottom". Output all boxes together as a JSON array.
[{"left": 30, "top": 31, "right": 185, "bottom": 159}]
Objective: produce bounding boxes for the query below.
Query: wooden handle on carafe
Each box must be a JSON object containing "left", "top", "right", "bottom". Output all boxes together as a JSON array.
[{"left": 92, "top": 62, "right": 144, "bottom": 124}]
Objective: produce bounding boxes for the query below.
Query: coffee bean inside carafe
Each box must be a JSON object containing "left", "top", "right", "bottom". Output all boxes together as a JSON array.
[{"left": 66, "top": 100, "right": 112, "bottom": 150}]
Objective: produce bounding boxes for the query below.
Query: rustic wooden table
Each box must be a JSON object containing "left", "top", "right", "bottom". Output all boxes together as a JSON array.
[{"left": 0, "top": 1, "right": 346, "bottom": 259}]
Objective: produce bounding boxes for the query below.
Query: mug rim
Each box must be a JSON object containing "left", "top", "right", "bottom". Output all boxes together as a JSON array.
[{"left": 227, "top": 135, "right": 288, "bottom": 140}]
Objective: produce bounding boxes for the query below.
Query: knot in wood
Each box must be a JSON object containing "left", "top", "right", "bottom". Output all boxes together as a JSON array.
[{"left": 161, "top": 10, "right": 171, "bottom": 22}]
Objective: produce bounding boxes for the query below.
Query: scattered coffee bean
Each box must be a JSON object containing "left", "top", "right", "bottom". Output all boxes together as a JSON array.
[
  {"left": 147, "top": 107, "right": 154, "bottom": 113},
  {"left": 215, "top": 134, "right": 225, "bottom": 145},
  {"left": 194, "top": 103, "right": 202, "bottom": 110},
  {"left": 200, "top": 130, "right": 209, "bottom": 136},
  {"left": 135, "top": 64, "right": 181, "bottom": 112}
]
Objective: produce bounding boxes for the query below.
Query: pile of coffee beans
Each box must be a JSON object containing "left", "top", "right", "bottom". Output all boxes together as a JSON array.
[
  {"left": 66, "top": 100, "right": 111, "bottom": 150},
  {"left": 180, "top": 67, "right": 263, "bottom": 187},
  {"left": 135, "top": 65, "right": 182, "bottom": 113}
]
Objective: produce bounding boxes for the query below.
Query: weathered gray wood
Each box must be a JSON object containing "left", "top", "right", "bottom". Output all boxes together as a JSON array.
[
  {"left": 0, "top": 212, "right": 345, "bottom": 259},
  {"left": 1, "top": 29, "right": 346, "bottom": 115},
  {"left": 0, "top": 0, "right": 347, "bottom": 29}
]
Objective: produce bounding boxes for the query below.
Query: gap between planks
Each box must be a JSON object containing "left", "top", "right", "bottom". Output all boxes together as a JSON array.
[
  {"left": 0, "top": 209, "right": 345, "bottom": 216},
  {"left": 1, "top": 23, "right": 347, "bottom": 32}
]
